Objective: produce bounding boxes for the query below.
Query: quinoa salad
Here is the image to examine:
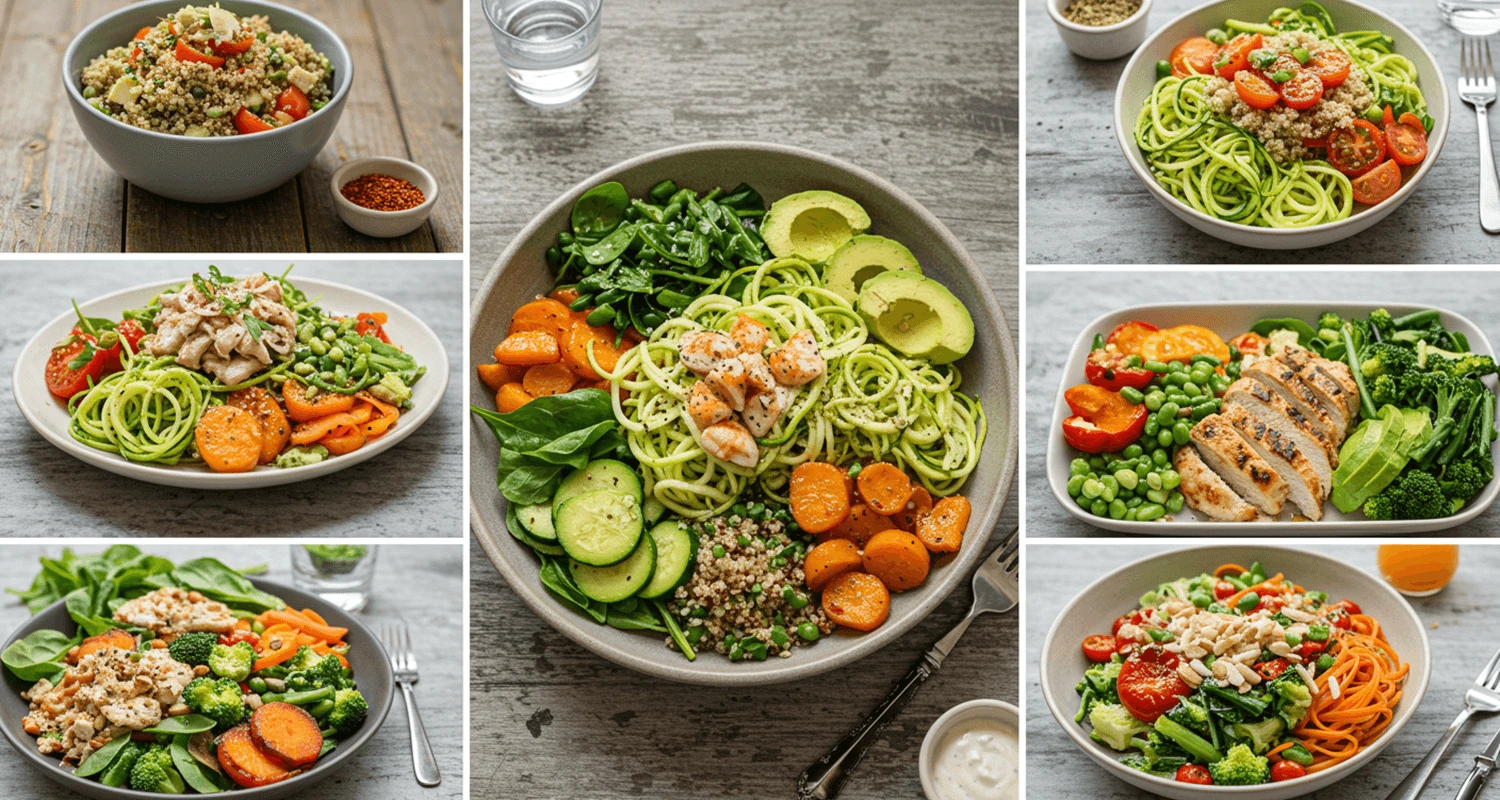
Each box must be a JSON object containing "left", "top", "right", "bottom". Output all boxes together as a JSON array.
[{"left": 80, "top": 4, "right": 333, "bottom": 137}]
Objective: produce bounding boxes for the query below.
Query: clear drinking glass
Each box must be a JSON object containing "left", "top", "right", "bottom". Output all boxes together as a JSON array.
[
  {"left": 483, "top": 0, "right": 603, "bottom": 107},
  {"left": 1438, "top": 0, "right": 1500, "bottom": 35},
  {"left": 290, "top": 545, "right": 378, "bottom": 611}
]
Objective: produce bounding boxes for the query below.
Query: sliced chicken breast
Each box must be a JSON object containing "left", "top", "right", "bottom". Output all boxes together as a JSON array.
[
  {"left": 1242, "top": 357, "right": 1346, "bottom": 441},
  {"left": 1274, "top": 344, "right": 1359, "bottom": 422},
  {"left": 1173, "top": 445, "right": 1259, "bottom": 522},
  {"left": 1223, "top": 378, "right": 1339, "bottom": 470},
  {"left": 1314, "top": 358, "right": 1360, "bottom": 418},
  {"left": 1190, "top": 414, "right": 1290, "bottom": 516},
  {"left": 1221, "top": 405, "right": 1325, "bottom": 520}
]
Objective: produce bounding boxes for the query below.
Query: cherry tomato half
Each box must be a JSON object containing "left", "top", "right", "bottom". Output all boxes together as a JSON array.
[
  {"left": 1271, "top": 760, "right": 1308, "bottom": 782},
  {"left": 1351, "top": 159, "right": 1402, "bottom": 206},
  {"left": 1214, "top": 33, "right": 1263, "bottom": 79},
  {"left": 1306, "top": 48, "right": 1351, "bottom": 87},
  {"left": 1386, "top": 112, "right": 1429, "bottom": 166},
  {"left": 1083, "top": 635, "right": 1117, "bottom": 663},
  {"left": 1176, "top": 764, "right": 1214, "bottom": 785},
  {"left": 1328, "top": 119, "right": 1387, "bottom": 177},
  {"left": 44, "top": 333, "right": 104, "bottom": 399},
  {"left": 1280, "top": 71, "right": 1325, "bottom": 111},
  {"left": 219, "top": 630, "right": 260, "bottom": 647},
  {"left": 1235, "top": 69, "right": 1281, "bottom": 110},
  {"left": 1170, "top": 36, "right": 1220, "bottom": 78},
  {"left": 1214, "top": 580, "right": 1238, "bottom": 600},
  {"left": 1118, "top": 645, "right": 1191, "bottom": 723},
  {"left": 276, "top": 85, "right": 311, "bottom": 121},
  {"left": 1255, "top": 658, "right": 1290, "bottom": 680}
]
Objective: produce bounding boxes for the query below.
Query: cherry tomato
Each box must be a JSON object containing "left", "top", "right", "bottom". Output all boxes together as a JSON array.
[
  {"left": 1170, "top": 36, "right": 1220, "bottom": 78},
  {"left": 1330, "top": 600, "right": 1362, "bottom": 615},
  {"left": 1117, "top": 645, "right": 1191, "bottom": 723},
  {"left": 1255, "top": 658, "right": 1290, "bottom": 680},
  {"left": 356, "top": 312, "right": 392, "bottom": 344},
  {"left": 1176, "top": 764, "right": 1214, "bottom": 785},
  {"left": 1297, "top": 640, "right": 1327, "bottom": 659},
  {"left": 1256, "top": 595, "right": 1285, "bottom": 613},
  {"left": 1084, "top": 348, "right": 1155, "bottom": 392},
  {"left": 1228, "top": 332, "right": 1267, "bottom": 357},
  {"left": 1306, "top": 48, "right": 1351, "bottom": 87},
  {"left": 1328, "top": 120, "right": 1386, "bottom": 177},
  {"left": 276, "top": 85, "right": 311, "bottom": 121},
  {"left": 1214, "top": 33, "right": 1263, "bottom": 79},
  {"left": 1271, "top": 760, "right": 1308, "bottom": 782},
  {"left": 234, "top": 107, "right": 277, "bottom": 134},
  {"left": 44, "top": 332, "right": 105, "bottom": 399},
  {"left": 1329, "top": 612, "right": 1353, "bottom": 630},
  {"left": 1385, "top": 112, "right": 1428, "bottom": 166},
  {"left": 99, "top": 320, "right": 147, "bottom": 373},
  {"left": 1214, "top": 580, "right": 1237, "bottom": 600},
  {"left": 1351, "top": 159, "right": 1402, "bottom": 206},
  {"left": 1083, "top": 635, "right": 1117, "bottom": 663},
  {"left": 1235, "top": 69, "right": 1281, "bottom": 110},
  {"left": 1104, "top": 320, "right": 1160, "bottom": 357},
  {"left": 1280, "top": 71, "right": 1325, "bottom": 111},
  {"left": 212, "top": 36, "right": 256, "bottom": 57},
  {"left": 1112, "top": 615, "right": 1132, "bottom": 636},
  {"left": 219, "top": 630, "right": 260, "bottom": 647},
  {"left": 133, "top": 26, "right": 152, "bottom": 40}
]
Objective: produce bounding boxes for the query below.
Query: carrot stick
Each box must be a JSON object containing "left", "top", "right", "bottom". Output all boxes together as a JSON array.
[
  {"left": 1225, "top": 574, "right": 1285, "bottom": 608},
  {"left": 258, "top": 609, "right": 348, "bottom": 642}
]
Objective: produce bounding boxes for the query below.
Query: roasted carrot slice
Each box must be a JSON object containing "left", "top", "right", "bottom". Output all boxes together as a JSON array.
[
  {"left": 290, "top": 412, "right": 359, "bottom": 446},
  {"left": 856, "top": 462, "right": 915, "bottom": 515},
  {"left": 496, "top": 382, "right": 532, "bottom": 412},
  {"left": 281, "top": 379, "right": 356, "bottom": 422},
  {"left": 225, "top": 387, "right": 290, "bottom": 464},
  {"left": 523, "top": 362, "right": 578, "bottom": 397},
  {"left": 821, "top": 572, "right": 891, "bottom": 632},
  {"left": 861, "top": 530, "right": 931, "bottom": 591},
  {"left": 803, "top": 538, "right": 863, "bottom": 593},
  {"left": 195, "top": 406, "right": 263, "bottom": 473},
  {"left": 790, "top": 462, "right": 852, "bottom": 534},
  {"left": 494, "top": 331, "right": 560, "bottom": 366},
  {"left": 250, "top": 702, "right": 324, "bottom": 768},
  {"left": 891, "top": 487, "right": 934, "bottom": 533},
  {"left": 560, "top": 323, "right": 620, "bottom": 380},
  {"left": 508, "top": 299, "right": 575, "bottom": 340},
  {"left": 218, "top": 725, "right": 297, "bottom": 788},
  {"left": 916, "top": 496, "right": 970, "bottom": 554},
  {"left": 356, "top": 391, "right": 400, "bottom": 437},
  {"left": 319, "top": 426, "right": 367, "bottom": 456},
  {"left": 824, "top": 503, "right": 889, "bottom": 548},
  {"left": 71, "top": 629, "right": 136, "bottom": 663},
  {"left": 477, "top": 363, "right": 514, "bottom": 393}
]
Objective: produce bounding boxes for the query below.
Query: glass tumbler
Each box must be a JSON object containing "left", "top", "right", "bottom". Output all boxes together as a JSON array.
[
  {"left": 291, "top": 545, "right": 379, "bottom": 611},
  {"left": 1438, "top": 0, "right": 1500, "bottom": 35},
  {"left": 483, "top": 0, "right": 603, "bottom": 107}
]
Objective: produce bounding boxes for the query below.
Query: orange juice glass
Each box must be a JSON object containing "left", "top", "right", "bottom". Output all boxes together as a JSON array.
[{"left": 1377, "top": 545, "right": 1459, "bottom": 597}]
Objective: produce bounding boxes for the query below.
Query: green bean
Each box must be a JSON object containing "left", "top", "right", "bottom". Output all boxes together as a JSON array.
[
  {"left": 309, "top": 699, "right": 336, "bottom": 719},
  {"left": 586, "top": 305, "right": 617, "bottom": 326},
  {"left": 1190, "top": 353, "right": 1222, "bottom": 367},
  {"left": 1120, "top": 386, "right": 1145, "bottom": 404}
]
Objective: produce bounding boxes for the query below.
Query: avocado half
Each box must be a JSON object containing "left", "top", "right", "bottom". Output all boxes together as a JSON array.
[
  {"left": 856, "top": 272, "right": 975, "bottom": 365},
  {"left": 825, "top": 235, "right": 922, "bottom": 305},
  {"left": 761, "top": 190, "right": 871, "bottom": 264}
]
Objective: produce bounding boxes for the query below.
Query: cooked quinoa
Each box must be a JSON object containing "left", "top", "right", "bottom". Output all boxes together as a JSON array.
[
  {"left": 667, "top": 515, "right": 835, "bottom": 660},
  {"left": 80, "top": 4, "right": 333, "bottom": 136},
  {"left": 1061, "top": 0, "right": 1142, "bottom": 27},
  {"left": 1205, "top": 32, "right": 1373, "bottom": 163}
]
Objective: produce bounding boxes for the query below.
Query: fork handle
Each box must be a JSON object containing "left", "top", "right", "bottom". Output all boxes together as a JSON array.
[
  {"left": 1387, "top": 705, "right": 1477, "bottom": 800},
  {"left": 399, "top": 681, "right": 442, "bottom": 787},
  {"left": 1478, "top": 104, "right": 1500, "bottom": 233},
  {"left": 1456, "top": 756, "right": 1494, "bottom": 800}
]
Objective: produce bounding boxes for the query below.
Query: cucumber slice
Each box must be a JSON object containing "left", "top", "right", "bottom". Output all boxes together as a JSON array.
[
  {"left": 553, "top": 488, "right": 644, "bottom": 566},
  {"left": 507, "top": 501, "right": 564, "bottom": 556},
  {"left": 570, "top": 534, "right": 657, "bottom": 603},
  {"left": 517, "top": 502, "right": 556, "bottom": 541},
  {"left": 642, "top": 495, "right": 666, "bottom": 525},
  {"left": 555, "top": 459, "right": 643, "bottom": 506},
  {"left": 639, "top": 521, "right": 697, "bottom": 599}
]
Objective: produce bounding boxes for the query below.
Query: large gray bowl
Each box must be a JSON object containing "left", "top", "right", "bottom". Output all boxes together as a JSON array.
[
  {"left": 0, "top": 579, "right": 393, "bottom": 800},
  {"left": 469, "top": 141, "right": 1019, "bottom": 686},
  {"left": 62, "top": 0, "right": 353, "bottom": 203}
]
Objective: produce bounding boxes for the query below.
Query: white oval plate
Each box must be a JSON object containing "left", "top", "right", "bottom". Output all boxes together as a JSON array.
[
  {"left": 1046, "top": 302, "right": 1500, "bottom": 534},
  {"left": 12, "top": 276, "right": 449, "bottom": 489}
]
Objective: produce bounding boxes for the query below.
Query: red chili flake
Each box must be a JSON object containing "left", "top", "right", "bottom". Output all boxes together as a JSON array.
[{"left": 340, "top": 173, "right": 426, "bottom": 212}]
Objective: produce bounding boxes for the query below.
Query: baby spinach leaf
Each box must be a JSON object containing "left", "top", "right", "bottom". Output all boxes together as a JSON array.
[
  {"left": 143, "top": 715, "right": 216, "bottom": 735},
  {"left": 75, "top": 734, "right": 132, "bottom": 777},
  {"left": 2, "top": 629, "right": 78, "bottom": 683},
  {"left": 606, "top": 602, "right": 667, "bottom": 632},
  {"left": 171, "top": 559, "right": 284, "bottom": 612},
  {"left": 538, "top": 558, "right": 606, "bottom": 624},
  {"left": 171, "top": 735, "right": 231, "bottom": 793},
  {"left": 571, "top": 181, "right": 630, "bottom": 237},
  {"left": 583, "top": 222, "right": 637, "bottom": 266}
]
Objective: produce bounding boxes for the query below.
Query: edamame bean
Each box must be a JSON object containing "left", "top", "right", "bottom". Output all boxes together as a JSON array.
[
  {"left": 1165, "top": 491, "right": 1185, "bottom": 513},
  {"left": 1172, "top": 421, "right": 1192, "bottom": 445},
  {"left": 1115, "top": 469, "right": 1139, "bottom": 491},
  {"left": 1146, "top": 472, "right": 1163, "bottom": 491},
  {"left": 1190, "top": 353, "right": 1222, "bottom": 367},
  {"left": 293, "top": 362, "right": 314, "bottom": 376},
  {"left": 1075, "top": 492, "right": 1093, "bottom": 509},
  {"left": 1144, "top": 391, "right": 1164, "bottom": 411},
  {"left": 1081, "top": 479, "right": 1104, "bottom": 499},
  {"left": 1089, "top": 456, "right": 1107, "bottom": 471},
  {"left": 1144, "top": 419, "right": 1159, "bottom": 437},
  {"left": 1166, "top": 392, "right": 1191, "bottom": 406},
  {"left": 1067, "top": 475, "right": 1086, "bottom": 497},
  {"left": 1090, "top": 498, "right": 1108, "bottom": 516},
  {"left": 1162, "top": 470, "right": 1181, "bottom": 490},
  {"left": 1157, "top": 429, "right": 1173, "bottom": 447},
  {"left": 1144, "top": 360, "right": 1171, "bottom": 373},
  {"left": 1156, "top": 402, "right": 1180, "bottom": 424},
  {"left": 1182, "top": 381, "right": 1202, "bottom": 398},
  {"left": 1109, "top": 499, "right": 1127, "bottom": 519},
  {"left": 1120, "top": 386, "right": 1145, "bottom": 404},
  {"left": 1125, "top": 508, "right": 1139, "bottom": 521},
  {"left": 1207, "top": 27, "right": 1229, "bottom": 44},
  {"left": 328, "top": 347, "right": 345, "bottom": 363},
  {"left": 1164, "top": 372, "right": 1189, "bottom": 387},
  {"left": 321, "top": 327, "right": 337, "bottom": 342},
  {"left": 1167, "top": 362, "right": 1187, "bottom": 373},
  {"left": 1070, "top": 458, "right": 1089, "bottom": 476},
  {"left": 248, "top": 677, "right": 268, "bottom": 694},
  {"left": 1135, "top": 463, "right": 1151, "bottom": 478},
  {"left": 309, "top": 338, "right": 328, "bottom": 356},
  {"left": 1146, "top": 488, "right": 1169, "bottom": 504},
  {"left": 1126, "top": 496, "right": 1143, "bottom": 508},
  {"left": 1136, "top": 503, "right": 1165, "bottom": 521},
  {"left": 1237, "top": 592, "right": 1261, "bottom": 613},
  {"left": 1190, "top": 403, "right": 1218, "bottom": 422},
  {"left": 1100, "top": 483, "right": 1117, "bottom": 503}
]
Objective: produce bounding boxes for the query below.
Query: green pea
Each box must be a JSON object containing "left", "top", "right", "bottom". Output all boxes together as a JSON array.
[
  {"left": 712, "top": 544, "right": 725, "bottom": 558},
  {"left": 1120, "top": 386, "right": 1145, "bottom": 404},
  {"left": 1157, "top": 429, "right": 1173, "bottom": 447},
  {"left": 797, "top": 622, "right": 820, "bottom": 641},
  {"left": 1307, "top": 624, "right": 1330, "bottom": 642},
  {"left": 1136, "top": 503, "right": 1165, "bottom": 522},
  {"left": 1135, "top": 463, "right": 1151, "bottom": 478},
  {"left": 1172, "top": 421, "right": 1192, "bottom": 446},
  {"left": 1144, "top": 391, "right": 1164, "bottom": 411},
  {"left": 1067, "top": 475, "right": 1086, "bottom": 497},
  {"left": 770, "top": 626, "right": 789, "bottom": 647},
  {"left": 248, "top": 677, "right": 268, "bottom": 694},
  {"left": 1162, "top": 470, "right": 1181, "bottom": 490},
  {"left": 1075, "top": 491, "right": 1093, "bottom": 509},
  {"left": 1156, "top": 59, "right": 1172, "bottom": 80},
  {"left": 1090, "top": 498, "right": 1108, "bottom": 517},
  {"left": 1207, "top": 28, "right": 1229, "bottom": 44},
  {"left": 1115, "top": 469, "right": 1139, "bottom": 491},
  {"left": 1100, "top": 483, "right": 1117, "bottom": 504},
  {"left": 1237, "top": 592, "right": 1261, "bottom": 612},
  {"left": 1285, "top": 632, "right": 1304, "bottom": 646},
  {"left": 1070, "top": 458, "right": 1090, "bottom": 477},
  {"left": 788, "top": 591, "right": 810, "bottom": 610},
  {"left": 1316, "top": 654, "right": 1336, "bottom": 672},
  {"left": 1081, "top": 478, "right": 1104, "bottom": 499},
  {"left": 1165, "top": 491, "right": 1185, "bottom": 513},
  {"left": 1153, "top": 449, "right": 1169, "bottom": 467},
  {"left": 1109, "top": 499, "right": 1127, "bottom": 519}
]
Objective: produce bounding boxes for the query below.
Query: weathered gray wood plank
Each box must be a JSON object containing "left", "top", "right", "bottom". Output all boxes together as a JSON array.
[
  {"left": 1026, "top": 0, "right": 1500, "bottom": 263},
  {"left": 0, "top": 543, "right": 465, "bottom": 800},
  {"left": 1025, "top": 270, "right": 1500, "bottom": 537},
  {"left": 467, "top": 1, "right": 1019, "bottom": 797},
  {"left": 125, "top": 183, "right": 309, "bottom": 253},
  {"left": 0, "top": 260, "right": 463, "bottom": 538},
  {"left": 1027, "top": 543, "right": 1500, "bottom": 799}
]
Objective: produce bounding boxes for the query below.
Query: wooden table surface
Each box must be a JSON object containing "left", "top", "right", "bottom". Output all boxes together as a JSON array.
[
  {"left": 1025, "top": 0, "right": 1500, "bottom": 263},
  {"left": 0, "top": 543, "right": 464, "bottom": 800},
  {"left": 0, "top": 0, "right": 462, "bottom": 253},
  {"left": 0, "top": 260, "right": 463, "bottom": 537},
  {"left": 1027, "top": 543, "right": 1500, "bottom": 799},
  {"left": 467, "top": 1, "right": 1019, "bottom": 797},
  {"left": 1026, "top": 269, "right": 1500, "bottom": 538}
]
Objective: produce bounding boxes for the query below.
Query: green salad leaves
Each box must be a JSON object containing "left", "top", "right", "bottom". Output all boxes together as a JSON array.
[{"left": 472, "top": 388, "right": 628, "bottom": 505}]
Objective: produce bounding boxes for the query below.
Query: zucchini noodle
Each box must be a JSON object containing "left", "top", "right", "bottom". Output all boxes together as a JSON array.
[
  {"left": 595, "top": 257, "right": 986, "bottom": 519},
  {"left": 68, "top": 353, "right": 216, "bottom": 465}
]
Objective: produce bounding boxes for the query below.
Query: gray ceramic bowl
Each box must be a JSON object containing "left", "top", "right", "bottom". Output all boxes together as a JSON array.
[
  {"left": 0, "top": 579, "right": 393, "bottom": 800},
  {"left": 62, "top": 0, "right": 353, "bottom": 203},
  {"left": 470, "top": 141, "right": 1019, "bottom": 686},
  {"left": 1038, "top": 545, "right": 1430, "bottom": 800}
]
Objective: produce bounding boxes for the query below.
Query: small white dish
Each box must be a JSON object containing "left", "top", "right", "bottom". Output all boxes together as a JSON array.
[
  {"left": 1048, "top": 0, "right": 1153, "bottom": 60},
  {"left": 12, "top": 276, "right": 449, "bottom": 490},
  {"left": 1046, "top": 301, "right": 1500, "bottom": 534},
  {"left": 919, "top": 698, "right": 1020, "bottom": 800},
  {"left": 331, "top": 157, "right": 439, "bottom": 238}
]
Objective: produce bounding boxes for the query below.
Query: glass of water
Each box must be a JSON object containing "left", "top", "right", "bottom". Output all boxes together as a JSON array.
[
  {"left": 1439, "top": 0, "right": 1500, "bottom": 35},
  {"left": 484, "top": 0, "right": 603, "bottom": 107},
  {"left": 290, "top": 545, "right": 378, "bottom": 612}
]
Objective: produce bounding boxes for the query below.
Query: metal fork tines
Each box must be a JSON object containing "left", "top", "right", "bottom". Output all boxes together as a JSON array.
[
  {"left": 381, "top": 623, "right": 442, "bottom": 787},
  {"left": 1458, "top": 37, "right": 1500, "bottom": 233},
  {"left": 1385, "top": 642, "right": 1500, "bottom": 800}
]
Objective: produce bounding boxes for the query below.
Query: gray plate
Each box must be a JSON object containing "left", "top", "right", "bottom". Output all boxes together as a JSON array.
[
  {"left": 469, "top": 141, "right": 1019, "bottom": 686},
  {"left": 0, "top": 579, "right": 394, "bottom": 799}
]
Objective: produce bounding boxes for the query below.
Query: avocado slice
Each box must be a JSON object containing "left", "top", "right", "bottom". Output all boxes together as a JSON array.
[
  {"left": 856, "top": 272, "right": 974, "bottom": 365},
  {"left": 1329, "top": 406, "right": 1409, "bottom": 513},
  {"left": 761, "top": 190, "right": 871, "bottom": 263},
  {"left": 824, "top": 235, "right": 922, "bottom": 305}
]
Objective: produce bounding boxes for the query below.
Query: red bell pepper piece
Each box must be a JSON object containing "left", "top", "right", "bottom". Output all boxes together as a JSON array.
[
  {"left": 1061, "top": 383, "right": 1148, "bottom": 454},
  {"left": 1085, "top": 347, "right": 1154, "bottom": 392}
]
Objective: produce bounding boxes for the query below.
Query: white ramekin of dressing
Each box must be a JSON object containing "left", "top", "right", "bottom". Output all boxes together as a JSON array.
[{"left": 919, "top": 699, "right": 1020, "bottom": 800}]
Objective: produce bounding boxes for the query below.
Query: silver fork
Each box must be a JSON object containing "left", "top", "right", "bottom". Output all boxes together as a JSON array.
[
  {"left": 381, "top": 623, "right": 442, "bottom": 787},
  {"left": 1385, "top": 643, "right": 1500, "bottom": 800},
  {"left": 797, "top": 528, "right": 1019, "bottom": 800},
  {"left": 1459, "top": 37, "right": 1500, "bottom": 233}
]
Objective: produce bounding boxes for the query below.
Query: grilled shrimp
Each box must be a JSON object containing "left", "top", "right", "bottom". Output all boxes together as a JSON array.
[
  {"left": 706, "top": 357, "right": 748, "bottom": 411},
  {"left": 730, "top": 314, "right": 771, "bottom": 354},
  {"left": 688, "top": 380, "right": 733, "bottom": 429},
  {"left": 768, "top": 329, "right": 825, "bottom": 386},
  {"left": 680, "top": 330, "right": 741, "bottom": 375},
  {"left": 739, "top": 352, "right": 777, "bottom": 396},
  {"left": 743, "top": 385, "right": 791, "bottom": 437},
  {"left": 700, "top": 420, "right": 759, "bottom": 468}
]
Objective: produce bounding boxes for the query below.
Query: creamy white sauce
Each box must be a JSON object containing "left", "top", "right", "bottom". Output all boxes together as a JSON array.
[{"left": 932, "top": 717, "right": 1018, "bottom": 800}]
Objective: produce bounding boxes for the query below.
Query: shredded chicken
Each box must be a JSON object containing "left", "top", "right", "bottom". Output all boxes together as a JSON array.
[
  {"left": 23, "top": 649, "right": 194, "bottom": 765},
  {"left": 145, "top": 273, "right": 297, "bottom": 385},
  {"left": 112, "top": 587, "right": 237, "bottom": 641}
]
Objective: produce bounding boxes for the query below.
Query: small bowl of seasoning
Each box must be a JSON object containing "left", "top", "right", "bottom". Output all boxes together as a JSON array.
[
  {"left": 331, "top": 156, "right": 439, "bottom": 238},
  {"left": 919, "top": 699, "right": 1019, "bottom": 800},
  {"left": 1047, "top": 0, "right": 1151, "bottom": 60}
]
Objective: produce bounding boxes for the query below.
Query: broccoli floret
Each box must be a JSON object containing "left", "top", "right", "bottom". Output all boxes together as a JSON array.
[
  {"left": 1230, "top": 717, "right": 1285, "bottom": 754},
  {"left": 1208, "top": 743, "right": 1271, "bottom": 785},
  {"left": 1442, "top": 459, "right": 1489, "bottom": 503},
  {"left": 1088, "top": 703, "right": 1153, "bottom": 751},
  {"left": 326, "top": 688, "right": 369, "bottom": 738},
  {"left": 1270, "top": 673, "right": 1313, "bottom": 725},
  {"left": 1318, "top": 312, "right": 1345, "bottom": 332},
  {"left": 166, "top": 632, "right": 217, "bottom": 667},
  {"left": 285, "top": 651, "right": 352, "bottom": 693},
  {"left": 1367, "top": 308, "right": 1395, "bottom": 339},
  {"left": 1360, "top": 342, "right": 1418, "bottom": 379},
  {"left": 1366, "top": 470, "right": 1450, "bottom": 521},
  {"left": 208, "top": 641, "right": 255, "bottom": 682},
  {"left": 1164, "top": 696, "right": 1210, "bottom": 736},
  {"left": 1436, "top": 353, "right": 1500, "bottom": 379},
  {"left": 368, "top": 372, "right": 412, "bottom": 406},
  {"left": 1363, "top": 491, "right": 1397, "bottom": 521},
  {"left": 129, "top": 745, "right": 184, "bottom": 793},
  {"left": 1367, "top": 373, "right": 1401, "bottom": 408},
  {"left": 283, "top": 645, "right": 326, "bottom": 673},
  {"left": 181, "top": 676, "right": 248, "bottom": 731}
]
